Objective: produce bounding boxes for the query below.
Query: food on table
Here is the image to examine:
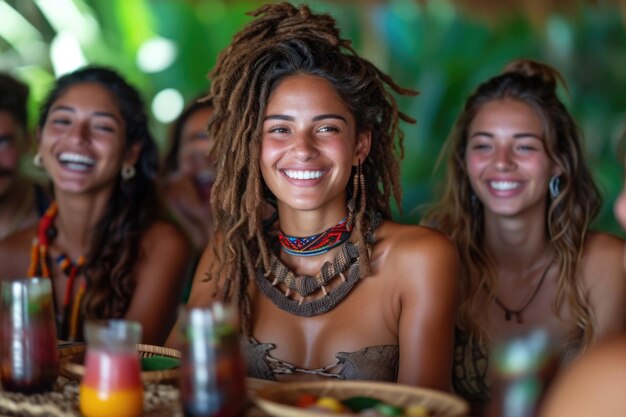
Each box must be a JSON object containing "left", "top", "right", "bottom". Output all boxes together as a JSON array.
[{"left": 292, "top": 393, "right": 432, "bottom": 416}]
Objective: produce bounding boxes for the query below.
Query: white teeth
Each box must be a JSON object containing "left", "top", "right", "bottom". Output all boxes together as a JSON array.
[
  {"left": 490, "top": 181, "right": 521, "bottom": 191},
  {"left": 284, "top": 170, "right": 324, "bottom": 180},
  {"left": 58, "top": 152, "right": 96, "bottom": 166}
]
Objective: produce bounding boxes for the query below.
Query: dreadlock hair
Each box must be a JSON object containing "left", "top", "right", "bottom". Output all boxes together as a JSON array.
[
  {"left": 38, "top": 66, "right": 162, "bottom": 322},
  {"left": 205, "top": 2, "right": 417, "bottom": 335},
  {"left": 422, "top": 59, "right": 601, "bottom": 351}
]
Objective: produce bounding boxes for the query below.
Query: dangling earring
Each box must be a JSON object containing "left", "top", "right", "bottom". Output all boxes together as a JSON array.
[
  {"left": 347, "top": 160, "right": 365, "bottom": 229},
  {"left": 121, "top": 164, "right": 136, "bottom": 181},
  {"left": 549, "top": 175, "right": 561, "bottom": 199},
  {"left": 33, "top": 153, "right": 43, "bottom": 168},
  {"left": 470, "top": 190, "right": 479, "bottom": 209}
]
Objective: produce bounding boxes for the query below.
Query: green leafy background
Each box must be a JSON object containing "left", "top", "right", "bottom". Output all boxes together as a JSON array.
[{"left": 1, "top": 0, "right": 624, "bottom": 236}]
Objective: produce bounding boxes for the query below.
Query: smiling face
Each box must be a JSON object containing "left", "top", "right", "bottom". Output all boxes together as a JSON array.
[
  {"left": 260, "top": 74, "right": 370, "bottom": 215},
  {"left": 177, "top": 106, "right": 215, "bottom": 187},
  {"left": 465, "top": 98, "right": 560, "bottom": 218},
  {"left": 39, "top": 82, "right": 131, "bottom": 196}
]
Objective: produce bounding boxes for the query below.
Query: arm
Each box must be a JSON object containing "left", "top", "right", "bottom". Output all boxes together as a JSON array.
[
  {"left": 0, "top": 227, "right": 37, "bottom": 280},
  {"left": 540, "top": 335, "right": 626, "bottom": 417},
  {"left": 583, "top": 233, "right": 626, "bottom": 341},
  {"left": 395, "top": 226, "right": 460, "bottom": 391},
  {"left": 124, "top": 221, "right": 192, "bottom": 346},
  {"left": 164, "top": 241, "right": 220, "bottom": 348}
]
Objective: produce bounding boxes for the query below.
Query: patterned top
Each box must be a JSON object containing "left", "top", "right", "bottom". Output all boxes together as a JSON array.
[{"left": 242, "top": 337, "right": 399, "bottom": 381}]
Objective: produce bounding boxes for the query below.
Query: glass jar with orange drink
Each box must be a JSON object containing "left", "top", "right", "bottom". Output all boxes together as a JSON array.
[{"left": 79, "top": 320, "right": 143, "bottom": 417}]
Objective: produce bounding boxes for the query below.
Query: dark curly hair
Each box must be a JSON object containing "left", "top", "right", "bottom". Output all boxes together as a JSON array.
[
  {"left": 204, "top": 2, "right": 417, "bottom": 334},
  {"left": 38, "top": 66, "right": 162, "bottom": 321}
]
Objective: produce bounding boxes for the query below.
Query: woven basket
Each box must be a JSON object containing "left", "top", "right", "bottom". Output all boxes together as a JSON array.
[
  {"left": 59, "top": 343, "right": 181, "bottom": 384},
  {"left": 253, "top": 380, "right": 469, "bottom": 417}
]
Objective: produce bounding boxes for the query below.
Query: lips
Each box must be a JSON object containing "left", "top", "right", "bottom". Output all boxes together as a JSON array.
[
  {"left": 489, "top": 180, "right": 522, "bottom": 191},
  {"left": 282, "top": 169, "right": 327, "bottom": 180},
  {"left": 57, "top": 152, "right": 96, "bottom": 172}
]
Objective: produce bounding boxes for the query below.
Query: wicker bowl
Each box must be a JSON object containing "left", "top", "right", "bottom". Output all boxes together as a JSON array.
[
  {"left": 253, "top": 380, "right": 469, "bottom": 417},
  {"left": 59, "top": 343, "right": 181, "bottom": 384}
]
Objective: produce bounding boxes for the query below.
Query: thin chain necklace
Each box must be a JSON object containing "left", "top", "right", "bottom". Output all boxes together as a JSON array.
[{"left": 494, "top": 256, "right": 556, "bottom": 324}]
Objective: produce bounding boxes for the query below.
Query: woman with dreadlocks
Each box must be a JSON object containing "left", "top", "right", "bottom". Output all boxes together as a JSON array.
[
  {"left": 166, "top": 3, "right": 459, "bottom": 389},
  {"left": 421, "top": 59, "right": 625, "bottom": 411},
  {"left": 0, "top": 66, "right": 192, "bottom": 345}
]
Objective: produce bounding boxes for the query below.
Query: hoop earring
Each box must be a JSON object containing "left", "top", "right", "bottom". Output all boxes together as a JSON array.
[
  {"left": 33, "top": 153, "right": 43, "bottom": 168},
  {"left": 549, "top": 175, "right": 561, "bottom": 199},
  {"left": 121, "top": 164, "right": 136, "bottom": 181}
]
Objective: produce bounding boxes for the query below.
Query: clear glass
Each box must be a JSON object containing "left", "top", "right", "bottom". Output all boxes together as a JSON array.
[
  {"left": 179, "top": 302, "right": 247, "bottom": 417},
  {"left": 487, "top": 328, "right": 560, "bottom": 417},
  {"left": 79, "top": 320, "right": 143, "bottom": 417},
  {"left": 0, "top": 277, "right": 59, "bottom": 393}
]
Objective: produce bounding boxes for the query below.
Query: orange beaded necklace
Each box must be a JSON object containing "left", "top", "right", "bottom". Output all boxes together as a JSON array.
[{"left": 28, "top": 202, "right": 86, "bottom": 341}]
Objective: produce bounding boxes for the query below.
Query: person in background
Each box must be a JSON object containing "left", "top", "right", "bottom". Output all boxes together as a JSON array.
[
  {"left": 0, "top": 66, "right": 191, "bottom": 345},
  {"left": 539, "top": 126, "right": 626, "bottom": 417},
  {"left": 421, "top": 59, "right": 626, "bottom": 413},
  {"left": 166, "top": 2, "right": 459, "bottom": 390},
  {"left": 0, "top": 72, "right": 48, "bottom": 240},
  {"left": 161, "top": 96, "right": 214, "bottom": 253}
]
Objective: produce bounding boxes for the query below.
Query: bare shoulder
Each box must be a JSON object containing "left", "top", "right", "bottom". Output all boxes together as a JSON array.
[
  {"left": 141, "top": 220, "right": 190, "bottom": 252},
  {"left": 375, "top": 221, "right": 458, "bottom": 264},
  {"left": 580, "top": 231, "right": 624, "bottom": 280},
  {"left": 373, "top": 221, "right": 459, "bottom": 292},
  {"left": 583, "top": 231, "right": 624, "bottom": 259},
  {"left": 0, "top": 226, "right": 36, "bottom": 279}
]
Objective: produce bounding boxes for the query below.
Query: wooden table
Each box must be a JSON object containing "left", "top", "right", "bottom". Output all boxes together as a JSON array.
[{"left": 0, "top": 377, "right": 273, "bottom": 417}]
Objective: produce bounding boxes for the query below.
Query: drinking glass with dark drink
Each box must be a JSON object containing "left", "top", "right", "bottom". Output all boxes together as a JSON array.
[
  {"left": 0, "top": 277, "right": 59, "bottom": 393},
  {"left": 179, "top": 302, "right": 247, "bottom": 417}
]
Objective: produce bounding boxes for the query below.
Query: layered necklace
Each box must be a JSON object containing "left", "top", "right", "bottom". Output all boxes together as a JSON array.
[
  {"left": 494, "top": 256, "right": 556, "bottom": 324},
  {"left": 28, "top": 202, "right": 86, "bottom": 341},
  {"left": 256, "top": 212, "right": 381, "bottom": 317}
]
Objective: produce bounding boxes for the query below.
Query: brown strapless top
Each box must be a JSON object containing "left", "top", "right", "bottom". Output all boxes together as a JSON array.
[{"left": 241, "top": 337, "right": 399, "bottom": 382}]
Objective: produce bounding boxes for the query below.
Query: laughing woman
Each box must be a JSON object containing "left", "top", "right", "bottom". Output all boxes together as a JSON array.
[
  {"left": 0, "top": 66, "right": 191, "bottom": 345},
  {"left": 165, "top": 3, "right": 459, "bottom": 390}
]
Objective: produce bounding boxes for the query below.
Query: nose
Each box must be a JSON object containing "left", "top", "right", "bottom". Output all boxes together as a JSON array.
[
  {"left": 494, "top": 147, "right": 516, "bottom": 171},
  {"left": 289, "top": 130, "right": 318, "bottom": 161},
  {"left": 67, "top": 121, "right": 90, "bottom": 145}
]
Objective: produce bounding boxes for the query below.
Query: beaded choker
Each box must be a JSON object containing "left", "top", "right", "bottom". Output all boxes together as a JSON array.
[
  {"left": 28, "top": 202, "right": 86, "bottom": 341},
  {"left": 278, "top": 215, "right": 353, "bottom": 256}
]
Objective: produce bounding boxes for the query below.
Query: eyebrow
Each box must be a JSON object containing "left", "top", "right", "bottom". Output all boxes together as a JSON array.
[
  {"left": 469, "top": 131, "right": 543, "bottom": 140},
  {"left": 50, "top": 105, "right": 120, "bottom": 122},
  {"left": 263, "top": 113, "right": 347, "bottom": 123}
]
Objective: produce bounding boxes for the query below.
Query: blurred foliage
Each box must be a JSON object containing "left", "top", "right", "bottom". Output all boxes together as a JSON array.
[{"left": 1, "top": 0, "right": 625, "bottom": 236}]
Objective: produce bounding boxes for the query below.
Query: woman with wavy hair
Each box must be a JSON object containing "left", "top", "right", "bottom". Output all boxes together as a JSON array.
[
  {"left": 166, "top": 2, "right": 459, "bottom": 389},
  {"left": 0, "top": 66, "right": 191, "bottom": 345},
  {"left": 422, "top": 59, "right": 625, "bottom": 409}
]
